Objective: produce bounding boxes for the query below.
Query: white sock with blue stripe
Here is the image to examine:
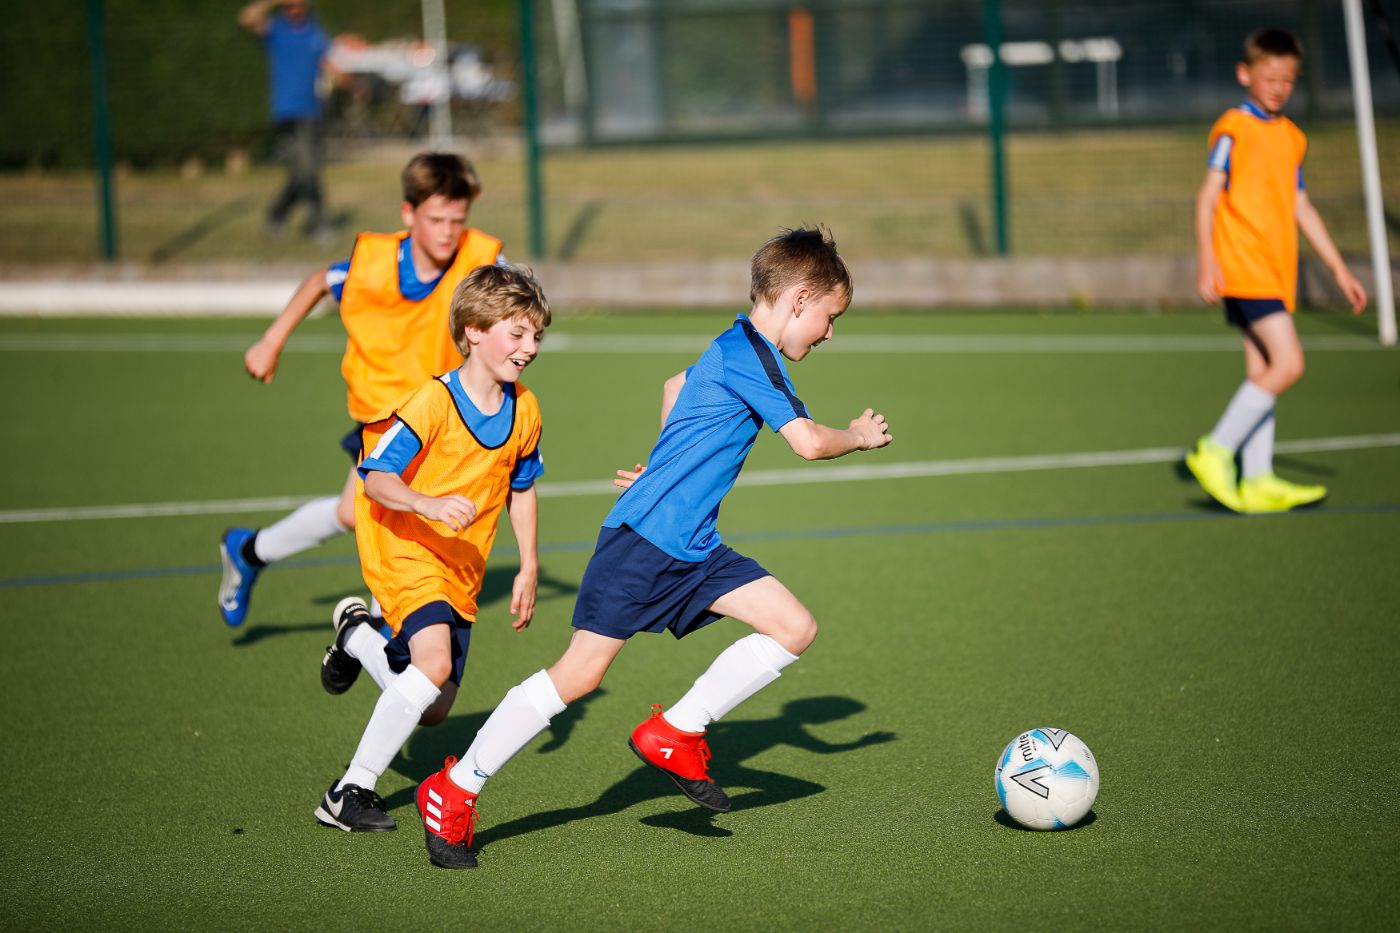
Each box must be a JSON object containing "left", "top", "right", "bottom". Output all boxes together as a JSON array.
[
  {"left": 663, "top": 633, "right": 798, "bottom": 733},
  {"left": 450, "top": 670, "right": 565, "bottom": 794},
  {"left": 338, "top": 664, "right": 440, "bottom": 792},
  {"left": 253, "top": 495, "right": 348, "bottom": 563}
]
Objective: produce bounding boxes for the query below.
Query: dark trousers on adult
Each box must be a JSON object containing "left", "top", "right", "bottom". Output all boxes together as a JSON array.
[{"left": 268, "top": 117, "right": 324, "bottom": 231}]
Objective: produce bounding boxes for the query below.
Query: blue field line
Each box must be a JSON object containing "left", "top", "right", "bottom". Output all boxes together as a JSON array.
[{"left": 2, "top": 502, "right": 1397, "bottom": 591}]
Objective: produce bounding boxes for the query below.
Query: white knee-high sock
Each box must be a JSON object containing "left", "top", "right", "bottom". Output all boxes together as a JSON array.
[
  {"left": 254, "top": 496, "right": 347, "bottom": 563},
  {"left": 663, "top": 633, "right": 799, "bottom": 733},
  {"left": 449, "top": 670, "right": 565, "bottom": 793},
  {"left": 346, "top": 622, "right": 393, "bottom": 692},
  {"left": 1239, "top": 409, "right": 1276, "bottom": 480},
  {"left": 339, "top": 665, "right": 440, "bottom": 791},
  {"left": 1210, "top": 381, "right": 1276, "bottom": 452}
]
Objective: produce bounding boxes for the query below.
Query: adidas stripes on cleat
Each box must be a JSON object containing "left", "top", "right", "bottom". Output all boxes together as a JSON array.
[
  {"left": 218, "top": 527, "right": 263, "bottom": 627},
  {"left": 629, "top": 705, "right": 732, "bottom": 813},
  {"left": 313, "top": 779, "right": 396, "bottom": 832},
  {"left": 321, "top": 597, "right": 370, "bottom": 695},
  {"left": 417, "top": 757, "right": 479, "bottom": 869}
]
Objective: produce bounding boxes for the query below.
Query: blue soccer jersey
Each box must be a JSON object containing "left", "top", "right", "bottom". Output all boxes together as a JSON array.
[{"left": 604, "top": 314, "right": 809, "bottom": 561}]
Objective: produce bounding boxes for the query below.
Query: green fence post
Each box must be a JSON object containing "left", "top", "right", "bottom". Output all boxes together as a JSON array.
[
  {"left": 983, "top": 0, "right": 1009, "bottom": 256},
  {"left": 86, "top": 0, "right": 117, "bottom": 261},
  {"left": 520, "top": 0, "right": 545, "bottom": 259}
]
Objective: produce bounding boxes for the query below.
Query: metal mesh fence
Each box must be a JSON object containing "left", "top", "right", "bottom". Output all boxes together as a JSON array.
[{"left": 0, "top": 0, "right": 1395, "bottom": 268}]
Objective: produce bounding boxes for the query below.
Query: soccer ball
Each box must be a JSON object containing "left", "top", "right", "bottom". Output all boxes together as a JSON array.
[{"left": 994, "top": 728, "right": 1099, "bottom": 830}]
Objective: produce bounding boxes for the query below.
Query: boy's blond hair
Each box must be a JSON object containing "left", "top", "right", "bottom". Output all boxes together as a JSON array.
[
  {"left": 1243, "top": 28, "right": 1303, "bottom": 64},
  {"left": 401, "top": 152, "right": 483, "bottom": 207},
  {"left": 749, "top": 226, "right": 852, "bottom": 307},
  {"left": 449, "top": 264, "right": 552, "bottom": 355}
]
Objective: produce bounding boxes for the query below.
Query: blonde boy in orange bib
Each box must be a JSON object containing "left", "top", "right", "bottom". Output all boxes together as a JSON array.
[{"left": 312, "top": 264, "right": 551, "bottom": 833}]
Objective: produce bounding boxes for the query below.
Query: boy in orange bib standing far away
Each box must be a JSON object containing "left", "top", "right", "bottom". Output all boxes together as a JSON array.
[{"left": 1187, "top": 28, "right": 1366, "bottom": 514}]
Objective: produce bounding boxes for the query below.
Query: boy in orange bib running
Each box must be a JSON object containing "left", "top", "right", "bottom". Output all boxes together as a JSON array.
[{"left": 312, "top": 264, "right": 551, "bottom": 834}]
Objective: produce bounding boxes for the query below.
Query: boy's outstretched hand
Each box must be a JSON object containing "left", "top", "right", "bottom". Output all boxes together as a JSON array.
[
  {"left": 614, "top": 463, "right": 646, "bottom": 490},
  {"left": 509, "top": 569, "right": 537, "bottom": 631},
  {"left": 851, "top": 409, "right": 892, "bottom": 450},
  {"left": 418, "top": 494, "right": 477, "bottom": 532}
]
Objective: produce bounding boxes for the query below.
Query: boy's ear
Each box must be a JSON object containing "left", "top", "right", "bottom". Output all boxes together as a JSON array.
[
  {"left": 1234, "top": 61, "right": 1252, "bottom": 88},
  {"left": 400, "top": 201, "right": 416, "bottom": 228},
  {"left": 790, "top": 284, "right": 812, "bottom": 315}
]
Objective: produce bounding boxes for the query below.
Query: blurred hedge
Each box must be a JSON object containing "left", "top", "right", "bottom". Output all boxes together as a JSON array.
[{"left": 0, "top": 0, "right": 516, "bottom": 169}]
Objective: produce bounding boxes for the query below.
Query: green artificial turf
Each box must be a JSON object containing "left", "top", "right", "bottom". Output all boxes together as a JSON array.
[{"left": 1, "top": 309, "right": 1397, "bottom": 930}]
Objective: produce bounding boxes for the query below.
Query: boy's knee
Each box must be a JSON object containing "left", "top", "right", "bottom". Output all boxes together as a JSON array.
[
  {"left": 336, "top": 500, "right": 356, "bottom": 530},
  {"left": 776, "top": 610, "right": 818, "bottom": 656},
  {"left": 414, "top": 655, "right": 453, "bottom": 689},
  {"left": 554, "top": 673, "right": 600, "bottom": 706}
]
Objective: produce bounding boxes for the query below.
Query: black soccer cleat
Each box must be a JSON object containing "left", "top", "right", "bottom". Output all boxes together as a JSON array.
[
  {"left": 321, "top": 597, "right": 371, "bottom": 695},
  {"left": 424, "top": 828, "right": 478, "bottom": 869},
  {"left": 313, "top": 780, "right": 397, "bottom": 833}
]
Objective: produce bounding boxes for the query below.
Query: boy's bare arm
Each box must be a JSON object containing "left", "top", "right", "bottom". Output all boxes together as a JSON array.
[
  {"left": 1296, "top": 190, "right": 1368, "bottom": 313},
  {"left": 505, "top": 487, "right": 540, "bottom": 631},
  {"left": 778, "top": 408, "right": 891, "bottom": 461},
  {"left": 244, "top": 267, "right": 332, "bottom": 383},
  {"left": 1195, "top": 169, "right": 1228, "bottom": 304},
  {"left": 362, "top": 470, "right": 478, "bottom": 532}
]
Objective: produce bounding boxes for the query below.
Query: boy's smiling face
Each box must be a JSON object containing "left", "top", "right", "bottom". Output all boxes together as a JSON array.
[
  {"left": 1236, "top": 54, "right": 1300, "bottom": 115},
  {"left": 402, "top": 194, "right": 470, "bottom": 267},
  {"left": 465, "top": 314, "right": 545, "bottom": 383}
]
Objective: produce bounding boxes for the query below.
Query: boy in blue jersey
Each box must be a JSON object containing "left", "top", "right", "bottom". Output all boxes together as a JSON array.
[
  {"left": 237, "top": 0, "right": 336, "bottom": 238},
  {"left": 411, "top": 227, "right": 893, "bottom": 869}
]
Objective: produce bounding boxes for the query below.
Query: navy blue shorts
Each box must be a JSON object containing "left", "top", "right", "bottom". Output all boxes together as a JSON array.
[
  {"left": 571, "top": 525, "right": 770, "bottom": 640},
  {"left": 385, "top": 600, "right": 473, "bottom": 686},
  {"left": 1224, "top": 297, "right": 1287, "bottom": 327},
  {"left": 340, "top": 423, "right": 368, "bottom": 462}
]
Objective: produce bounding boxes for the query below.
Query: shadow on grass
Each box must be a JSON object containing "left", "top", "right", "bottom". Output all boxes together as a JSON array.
[
  {"left": 464, "top": 695, "right": 896, "bottom": 850},
  {"left": 381, "top": 688, "right": 612, "bottom": 813},
  {"left": 993, "top": 808, "right": 1098, "bottom": 831},
  {"left": 1271, "top": 454, "right": 1336, "bottom": 478},
  {"left": 229, "top": 620, "right": 324, "bottom": 646}
]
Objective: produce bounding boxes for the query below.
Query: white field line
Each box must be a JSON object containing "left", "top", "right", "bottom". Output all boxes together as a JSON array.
[
  {"left": 0, "top": 333, "right": 1387, "bottom": 354},
  {"left": 2, "top": 433, "right": 1397, "bottom": 525}
]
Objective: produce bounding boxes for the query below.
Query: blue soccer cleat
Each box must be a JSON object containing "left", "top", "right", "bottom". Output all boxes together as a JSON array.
[{"left": 218, "top": 527, "right": 262, "bottom": 627}]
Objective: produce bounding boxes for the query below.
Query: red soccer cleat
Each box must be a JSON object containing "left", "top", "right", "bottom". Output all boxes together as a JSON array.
[
  {"left": 416, "top": 757, "right": 480, "bottom": 869},
  {"left": 628, "top": 705, "right": 732, "bottom": 812}
]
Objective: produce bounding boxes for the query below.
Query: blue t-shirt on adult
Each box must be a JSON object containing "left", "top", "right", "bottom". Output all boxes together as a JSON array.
[
  {"left": 605, "top": 314, "right": 810, "bottom": 562},
  {"left": 263, "top": 12, "right": 330, "bottom": 121}
]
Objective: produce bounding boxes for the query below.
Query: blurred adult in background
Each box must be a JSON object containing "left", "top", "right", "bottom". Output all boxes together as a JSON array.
[{"left": 238, "top": 0, "right": 337, "bottom": 241}]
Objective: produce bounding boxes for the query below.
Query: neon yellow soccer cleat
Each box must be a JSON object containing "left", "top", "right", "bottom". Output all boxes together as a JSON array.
[
  {"left": 1239, "top": 473, "right": 1328, "bottom": 513},
  {"left": 1185, "top": 436, "right": 1243, "bottom": 512}
]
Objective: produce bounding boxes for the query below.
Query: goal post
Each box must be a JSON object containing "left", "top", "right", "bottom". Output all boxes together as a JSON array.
[{"left": 1344, "top": 0, "right": 1398, "bottom": 345}]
